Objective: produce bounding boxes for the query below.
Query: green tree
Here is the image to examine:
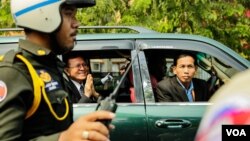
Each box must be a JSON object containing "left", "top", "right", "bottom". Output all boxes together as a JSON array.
[
  {"left": 1, "top": 0, "right": 249, "bottom": 59},
  {"left": 0, "top": 0, "right": 14, "bottom": 28}
]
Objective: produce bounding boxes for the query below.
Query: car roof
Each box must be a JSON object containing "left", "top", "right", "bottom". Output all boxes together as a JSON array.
[
  {"left": 0, "top": 26, "right": 249, "bottom": 66},
  {"left": 77, "top": 33, "right": 249, "bottom": 66}
]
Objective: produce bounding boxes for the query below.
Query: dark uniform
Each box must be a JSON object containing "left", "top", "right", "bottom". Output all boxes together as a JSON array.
[{"left": 0, "top": 39, "right": 73, "bottom": 140}]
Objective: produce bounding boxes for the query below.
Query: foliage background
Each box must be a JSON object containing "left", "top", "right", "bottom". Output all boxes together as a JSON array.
[{"left": 1, "top": 0, "right": 249, "bottom": 60}]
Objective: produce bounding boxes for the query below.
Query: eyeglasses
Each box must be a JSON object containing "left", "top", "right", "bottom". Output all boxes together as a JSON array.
[{"left": 68, "top": 63, "right": 88, "bottom": 69}]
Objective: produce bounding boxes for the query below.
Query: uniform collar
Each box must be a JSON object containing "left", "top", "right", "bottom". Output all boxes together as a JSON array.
[{"left": 19, "top": 39, "right": 52, "bottom": 56}]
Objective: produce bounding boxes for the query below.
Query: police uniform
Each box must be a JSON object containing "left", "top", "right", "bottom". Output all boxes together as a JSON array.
[{"left": 0, "top": 39, "right": 73, "bottom": 140}]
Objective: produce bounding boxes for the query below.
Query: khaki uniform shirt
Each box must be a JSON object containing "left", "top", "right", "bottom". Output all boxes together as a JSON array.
[{"left": 0, "top": 39, "right": 73, "bottom": 140}]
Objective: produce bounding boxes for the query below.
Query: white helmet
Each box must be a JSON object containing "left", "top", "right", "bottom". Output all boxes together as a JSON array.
[{"left": 11, "top": 0, "right": 95, "bottom": 33}]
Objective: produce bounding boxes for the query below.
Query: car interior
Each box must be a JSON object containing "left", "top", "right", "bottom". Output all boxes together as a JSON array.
[
  {"left": 143, "top": 49, "right": 240, "bottom": 101},
  {"left": 62, "top": 47, "right": 241, "bottom": 103},
  {"left": 62, "top": 49, "right": 133, "bottom": 103}
]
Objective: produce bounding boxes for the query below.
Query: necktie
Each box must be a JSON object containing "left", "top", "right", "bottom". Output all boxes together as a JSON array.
[
  {"left": 187, "top": 89, "right": 193, "bottom": 102},
  {"left": 79, "top": 85, "right": 84, "bottom": 97},
  {"left": 186, "top": 82, "right": 194, "bottom": 102}
]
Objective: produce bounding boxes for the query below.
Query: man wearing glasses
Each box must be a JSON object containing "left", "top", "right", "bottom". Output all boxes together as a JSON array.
[
  {"left": 64, "top": 53, "right": 113, "bottom": 103},
  {"left": 64, "top": 53, "right": 100, "bottom": 103}
]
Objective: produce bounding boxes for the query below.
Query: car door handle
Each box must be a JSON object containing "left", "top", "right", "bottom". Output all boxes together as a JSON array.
[{"left": 155, "top": 119, "right": 191, "bottom": 128}]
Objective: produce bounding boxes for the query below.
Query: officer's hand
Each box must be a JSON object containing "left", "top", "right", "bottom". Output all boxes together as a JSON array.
[{"left": 58, "top": 111, "right": 115, "bottom": 141}]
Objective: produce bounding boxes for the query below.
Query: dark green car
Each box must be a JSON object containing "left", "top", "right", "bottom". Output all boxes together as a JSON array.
[{"left": 1, "top": 26, "right": 250, "bottom": 141}]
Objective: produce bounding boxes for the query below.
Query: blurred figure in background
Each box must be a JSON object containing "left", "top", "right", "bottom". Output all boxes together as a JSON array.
[
  {"left": 195, "top": 69, "right": 250, "bottom": 141},
  {"left": 116, "top": 64, "right": 131, "bottom": 102}
]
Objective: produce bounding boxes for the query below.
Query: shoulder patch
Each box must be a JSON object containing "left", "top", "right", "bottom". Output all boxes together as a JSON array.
[
  {"left": 37, "top": 69, "right": 61, "bottom": 92},
  {"left": 38, "top": 70, "right": 52, "bottom": 83},
  {"left": 0, "top": 80, "right": 7, "bottom": 102}
]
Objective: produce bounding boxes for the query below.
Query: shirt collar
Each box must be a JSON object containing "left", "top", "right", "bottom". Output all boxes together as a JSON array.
[
  {"left": 71, "top": 79, "right": 83, "bottom": 91},
  {"left": 176, "top": 77, "right": 194, "bottom": 93}
]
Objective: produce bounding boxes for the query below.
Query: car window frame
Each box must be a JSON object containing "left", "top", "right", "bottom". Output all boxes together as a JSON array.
[{"left": 136, "top": 39, "right": 249, "bottom": 104}]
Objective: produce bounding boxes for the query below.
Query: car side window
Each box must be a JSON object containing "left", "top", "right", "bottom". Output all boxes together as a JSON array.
[
  {"left": 90, "top": 58, "right": 132, "bottom": 103},
  {"left": 63, "top": 50, "right": 133, "bottom": 103},
  {"left": 143, "top": 49, "right": 240, "bottom": 102}
]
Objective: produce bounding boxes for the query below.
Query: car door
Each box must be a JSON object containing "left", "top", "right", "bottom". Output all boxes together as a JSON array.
[
  {"left": 71, "top": 39, "right": 148, "bottom": 141},
  {"left": 135, "top": 48, "right": 206, "bottom": 141},
  {"left": 135, "top": 38, "right": 250, "bottom": 141}
]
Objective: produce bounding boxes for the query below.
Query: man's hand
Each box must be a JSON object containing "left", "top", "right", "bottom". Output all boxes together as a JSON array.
[
  {"left": 92, "top": 86, "right": 100, "bottom": 98},
  {"left": 84, "top": 74, "right": 100, "bottom": 99},
  {"left": 101, "top": 73, "right": 113, "bottom": 84},
  {"left": 58, "top": 111, "right": 115, "bottom": 141},
  {"left": 84, "top": 74, "right": 94, "bottom": 97}
]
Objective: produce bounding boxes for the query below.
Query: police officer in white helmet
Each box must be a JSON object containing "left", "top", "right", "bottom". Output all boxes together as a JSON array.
[{"left": 0, "top": 0, "right": 115, "bottom": 141}]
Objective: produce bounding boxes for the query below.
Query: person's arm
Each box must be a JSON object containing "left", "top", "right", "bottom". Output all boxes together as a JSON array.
[
  {"left": 155, "top": 79, "right": 173, "bottom": 102},
  {"left": 0, "top": 68, "right": 115, "bottom": 141},
  {"left": 0, "top": 67, "right": 33, "bottom": 140},
  {"left": 64, "top": 78, "right": 93, "bottom": 103},
  {"left": 78, "top": 94, "right": 94, "bottom": 103},
  {"left": 58, "top": 111, "right": 115, "bottom": 141},
  {"left": 93, "top": 78, "right": 103, "bottom": 86},
  {"left": 201, "top": 79, "right": 211, "bottom": 101},
  {"left": 193, "top": 78, "right": 211, "bottom": 101},
  {"left": 78, "top": 74, "right": 99, "bottom": 103},
  {"left": 29, "top": 134, "right": 60, "bottom": 141},
  {"left": 100, "top": 73, "right": 113, "bottom": 84},
  {"left": 29, "top": 111, "right": 115, "bottom": 141}
]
